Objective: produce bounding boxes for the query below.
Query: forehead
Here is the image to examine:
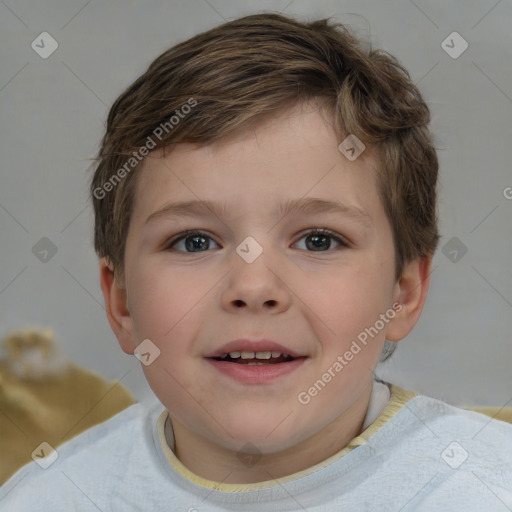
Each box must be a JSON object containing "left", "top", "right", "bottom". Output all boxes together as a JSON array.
[{"left": 130, "top": 102, "right": 382, "bottom": 225}]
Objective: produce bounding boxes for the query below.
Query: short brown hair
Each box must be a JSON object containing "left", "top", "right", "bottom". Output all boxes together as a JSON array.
[{"left": 91, "top": 12, "right": 439, "bottom": 285}]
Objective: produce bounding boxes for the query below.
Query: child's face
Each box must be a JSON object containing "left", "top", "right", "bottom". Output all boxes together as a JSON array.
[{"left": 115, "top": 102, "right": 406, "bottom": 454}]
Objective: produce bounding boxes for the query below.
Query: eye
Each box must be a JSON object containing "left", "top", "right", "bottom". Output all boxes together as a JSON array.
[
  {"left": 165, "top": 228, "right": 348, "bottom": 253},
  {"left": 293, "top": 228, "right": 348, "bottom": 252},
  {"left": 166, "top": 230, "right": 220, "bottom": 253}
]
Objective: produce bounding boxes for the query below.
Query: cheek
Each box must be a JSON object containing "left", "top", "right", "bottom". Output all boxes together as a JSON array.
[
  {"left": 129, "top": 266, "right": 207, "bottom": 410},
  {"left": 127, "top": 261, "right": 203, "bottom": 339},
  {"left": 304, "top": 265, "right": 392, "bottom": 350},
  {"left": 125, "top": 262, "right": 216, "bottom": 405}
]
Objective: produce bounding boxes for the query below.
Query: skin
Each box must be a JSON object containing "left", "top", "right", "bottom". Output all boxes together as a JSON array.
[{"left": 100, "top": 100, "right": 432, "bottom": 484}]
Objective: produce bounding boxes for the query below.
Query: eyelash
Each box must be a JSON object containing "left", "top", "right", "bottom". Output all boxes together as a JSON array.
[{"left": 165, "top": 228, "right": 349, "bottom": 253}]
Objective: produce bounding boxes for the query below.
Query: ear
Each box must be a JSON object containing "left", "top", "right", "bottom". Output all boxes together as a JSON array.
[
  {"left": 385, "top": 254, "right": 433, "bottom": 342},
  {"left": 99, "top": 258, "right": 135, "bottom": 355}
]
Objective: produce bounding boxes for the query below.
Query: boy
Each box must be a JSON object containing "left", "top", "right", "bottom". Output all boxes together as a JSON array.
[{"left": 2, "top": 12, "right": 511, "bottom": 511}]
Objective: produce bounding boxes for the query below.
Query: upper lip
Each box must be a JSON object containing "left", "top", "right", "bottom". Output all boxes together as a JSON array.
[{"left": 205, "top": 339, "right": 305, "bottom": 358}]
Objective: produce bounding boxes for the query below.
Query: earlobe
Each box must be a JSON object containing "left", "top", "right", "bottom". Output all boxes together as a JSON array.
[
  {"left": 99, "top": 258, "right": 135, "bottom": 354},
  {"left": 385, "top": 255, "right": 433, "bottom": 342}
]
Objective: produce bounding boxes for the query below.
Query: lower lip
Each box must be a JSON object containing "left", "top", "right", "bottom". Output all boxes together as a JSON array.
[{"left": 206, "top": 357, "right": 307, "bottom": 383}]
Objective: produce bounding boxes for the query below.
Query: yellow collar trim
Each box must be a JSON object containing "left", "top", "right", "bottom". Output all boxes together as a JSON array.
[{"left": 156, "top": 383, "right": 418, "bottom": 491}]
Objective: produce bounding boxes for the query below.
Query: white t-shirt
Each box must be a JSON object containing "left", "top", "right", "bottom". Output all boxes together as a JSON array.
[{"left": 1, "top": 380, "right": 511, "bottom": 511}]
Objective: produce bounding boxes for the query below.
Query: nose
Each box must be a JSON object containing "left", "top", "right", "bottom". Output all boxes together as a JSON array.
[
  {"left": 221, "top": 248, "right": 291, "bottom": 314},
  {"left": 232, "top": 298, "right": 277, "bottom": 309}
]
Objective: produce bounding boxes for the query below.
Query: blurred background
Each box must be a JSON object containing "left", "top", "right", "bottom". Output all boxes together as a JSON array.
[{"left": 1, "top": 0, "right": 511, "bottom": 408}]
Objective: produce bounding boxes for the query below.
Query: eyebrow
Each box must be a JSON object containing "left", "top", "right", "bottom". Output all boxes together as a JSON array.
[{"left": 145, "top": 197, "right": 373, "bottom": 228}]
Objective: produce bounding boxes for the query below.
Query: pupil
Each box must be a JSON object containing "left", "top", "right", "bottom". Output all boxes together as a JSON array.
[
  {"left": 186, "top": 235, "right": 208, "bottom": 252},
  {"left": 307, "top": 234, "right": 330, "bottom": 251}
]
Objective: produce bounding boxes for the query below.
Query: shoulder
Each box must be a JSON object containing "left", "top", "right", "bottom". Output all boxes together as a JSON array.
[
  {"left": 405, "top": 392, "right": 512, "bottom": 445},
  {"left": 367, "top": 389, "right": 512, "bottom": 509},
  {"left": 0, "top": 401, "right": 164, "bottom": 511},
  {"left": 386, "top": 390, "right": 512, "bottom": 465}
]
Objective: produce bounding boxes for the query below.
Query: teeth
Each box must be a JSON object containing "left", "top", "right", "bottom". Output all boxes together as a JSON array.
[
  {"left": 225, "top": 351, "right": 289, "bottom": 359},
  {"left": 255, "top": 351, "right": 271, "bottom": 359}
]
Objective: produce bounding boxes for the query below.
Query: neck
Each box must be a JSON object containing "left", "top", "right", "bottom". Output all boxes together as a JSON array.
[{"left": 169, "top": 381, "right": 374, "bottom": 484}]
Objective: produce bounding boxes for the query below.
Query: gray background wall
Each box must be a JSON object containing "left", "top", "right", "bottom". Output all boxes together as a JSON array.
[{"left": 1, "top": 0, "right": 511, "bottom": 407}]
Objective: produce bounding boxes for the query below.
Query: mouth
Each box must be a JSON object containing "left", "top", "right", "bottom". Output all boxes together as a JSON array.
[
  {"left": 205, "top": 339, "right": 306, "bottom": 360},
  {"left": 205, "top": 340, "right": 308, "bottom": 383},
  {"left": 206, "top": 355, "right": 307, "bottom": 383},
  {"left": 210, "top": 351, "right": 299, "bottom": 365}
]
